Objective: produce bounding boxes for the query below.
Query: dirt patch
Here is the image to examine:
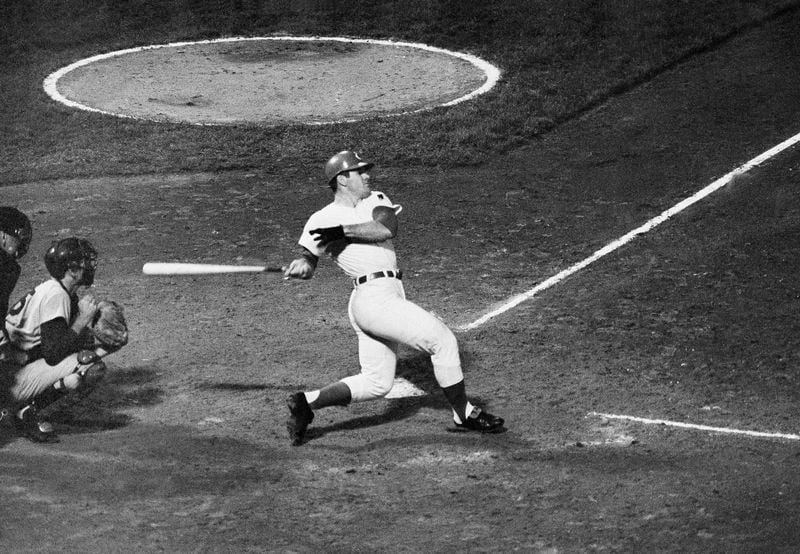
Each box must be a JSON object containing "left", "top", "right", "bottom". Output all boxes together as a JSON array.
[{"left": 49, "top": 37, "right": 494, "bottom": 125}]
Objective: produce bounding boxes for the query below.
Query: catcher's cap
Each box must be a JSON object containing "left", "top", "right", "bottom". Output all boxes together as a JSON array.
[
  {"left": 0, "top": 206, "right": 32, "bottom": 258},
  {"left": 324, "top": 150, "right": 374, "bottom": 184}
]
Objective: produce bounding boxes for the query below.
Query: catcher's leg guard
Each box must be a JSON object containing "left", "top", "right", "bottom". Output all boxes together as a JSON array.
[
  {"left": 54, "top": 360, "right": 106, "bottom": 393},
  {"left": 32, "top": 385, "right": 68, "bottom": 410},
  {"left": 73, "top": 361, "right": 106, "bottom": 396}
]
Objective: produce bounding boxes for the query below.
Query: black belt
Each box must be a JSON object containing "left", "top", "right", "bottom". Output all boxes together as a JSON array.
[{"left": 353, "top": 270, "right": 402, "bottom": 286}]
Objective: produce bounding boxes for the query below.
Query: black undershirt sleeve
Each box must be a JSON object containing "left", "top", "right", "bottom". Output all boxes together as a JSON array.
[{"left": 40, "top": 317, "right": 85, "bottom": 365}]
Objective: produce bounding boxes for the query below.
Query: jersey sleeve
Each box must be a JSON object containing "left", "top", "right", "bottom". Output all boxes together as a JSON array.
[
  {"left": 298, "top": 209, "right": 341, "bottom": 257},
  {"left": 368, "top": 191, "right": 403, "bottom": 216},
  {"left": 298, "top": 216, "right": 324, "bottom": 257},
  {"left": 39, "top": 286, "right": 72, "bottom": 326}
]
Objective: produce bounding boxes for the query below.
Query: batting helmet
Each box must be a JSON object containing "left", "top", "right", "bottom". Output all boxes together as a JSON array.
[
  {"left": 45, "top": 237, "right": 98, "bottom": 285},
  {"left": 0, "top": 206, "right": 32, "bottom": 258},
  {"left": 324, "top": 150, "right": 374, "bottom": 184}
]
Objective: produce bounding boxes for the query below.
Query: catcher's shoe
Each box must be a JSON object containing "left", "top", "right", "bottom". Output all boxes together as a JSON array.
[
  {"left": 287, "top": 392, "right": 314, "bottom": 446},
  {"left": 13, "top": 405, "right": 59, "bottom": 443},
  {"left": 452, "top": 407, "right": 506, "bottom": 434}
]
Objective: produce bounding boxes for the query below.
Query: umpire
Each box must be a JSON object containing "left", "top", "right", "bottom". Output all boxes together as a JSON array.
[
  {"left": 0, "top": 207, "right": 32, "bottom": 424},
  {"left": 0, "top": 207, "right": 32, "bottom": 317}
]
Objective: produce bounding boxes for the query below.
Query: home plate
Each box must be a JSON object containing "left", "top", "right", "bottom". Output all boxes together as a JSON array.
[{"left": 385, "top": 377, "right": 426, "bottom": 398}]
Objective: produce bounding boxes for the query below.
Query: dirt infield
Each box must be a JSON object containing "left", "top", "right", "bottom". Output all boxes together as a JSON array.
[
  {"left": 2, "top": 9, "right": 800, "bottom": 554},
  {"left": 47, "top": 37, "right": 495, "bottom": 125}
]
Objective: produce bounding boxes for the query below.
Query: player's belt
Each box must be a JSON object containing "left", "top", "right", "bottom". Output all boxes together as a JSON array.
[{"left": 353, "top": 270, "right": 402, "bottom": 286}]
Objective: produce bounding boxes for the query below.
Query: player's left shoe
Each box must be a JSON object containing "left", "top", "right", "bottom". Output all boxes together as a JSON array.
[
  {"left": 452, "top": 407, "right": 506, "bottom": 433},
  {"left": 287, "top": 392, "right": 314, "bottom": 446}
]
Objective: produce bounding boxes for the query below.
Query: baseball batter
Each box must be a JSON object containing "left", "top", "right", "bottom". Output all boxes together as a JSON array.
[
  {"left": 0, "top": 237, "right": 125, "bottom": 443},
  {"left": 284, "top": 150, "right": 505, "bottom": 445}
]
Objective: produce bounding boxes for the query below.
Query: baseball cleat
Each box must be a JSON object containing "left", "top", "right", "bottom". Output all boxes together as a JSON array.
[
  {"left": 287, "top": 392, "right": 314, "bottom": 446},
  {"left": 451, "top": 407, "right": 506, "bottom": 433},
  {"left": 13, "top": 406, "right": 59, "bottom": 443}
]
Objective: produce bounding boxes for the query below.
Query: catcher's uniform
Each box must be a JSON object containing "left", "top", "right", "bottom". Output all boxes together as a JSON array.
[
  {"left": 299, "top": 191, "right": 464, "bottom": 402},
  {"left": 0, "top": 279, "right": 93, "bottom": 403}
]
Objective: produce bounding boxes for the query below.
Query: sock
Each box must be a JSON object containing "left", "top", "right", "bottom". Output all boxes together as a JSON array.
[
  {"left": 441, "top": 380, "right": 473, "bottom": 423},
  {"left": 308, "top": 381, "right": 352, "bottom": 409},
  {"left": 305, "top": 390, "right": 320, "bottom": 405}
]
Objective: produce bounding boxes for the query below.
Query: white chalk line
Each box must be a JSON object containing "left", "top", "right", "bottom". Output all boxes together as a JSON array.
[
  {"left": 459, "top": 130, "right": 800, "bottom": 331},
  {"left": 456, "top": 132, "right": 800, "bottom": 436},
  {"left": 589, "top": 412, "right": 800, "bottom": 441},
  {"left": 395, "top": 131, "right": 800, "bottom": 398}
]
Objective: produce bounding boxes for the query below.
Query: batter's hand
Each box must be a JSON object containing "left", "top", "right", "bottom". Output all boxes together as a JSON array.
[
  {"left": 310, "top": 225, "right": 346, "bottom": 247},
  {"left": 284, "top": 258, "right": 315, "bottom": 280}
]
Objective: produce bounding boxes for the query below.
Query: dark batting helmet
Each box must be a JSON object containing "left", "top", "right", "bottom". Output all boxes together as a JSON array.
[
  {"left": 324, "top": 150, "right": 374, "bottom": 185},
  {"left": 0, "top": 206, "right": 32, "bottom": 258},
  {"left": 45, "top": 237, "right": 98, "bottom": 285}
]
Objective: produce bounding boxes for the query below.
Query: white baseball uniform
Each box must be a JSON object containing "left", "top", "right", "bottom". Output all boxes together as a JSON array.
[
  {"left": 299, "top": 191, "right": 464, "bottom": 402},
  {"left": 1, "top": 279, "right": 89, "bottom": 402}
]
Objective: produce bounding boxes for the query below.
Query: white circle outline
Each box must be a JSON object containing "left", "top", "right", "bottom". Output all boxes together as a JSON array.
[{"left": 42, "top": 35, "right": 502, "bottom": 126}]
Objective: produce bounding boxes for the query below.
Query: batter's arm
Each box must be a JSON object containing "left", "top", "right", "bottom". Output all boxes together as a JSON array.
[
  {"left": 343, "top": 206, "right": 398, "bottom": 242},
  {"left": 284, "top": 247, "right": 318, "bottom": 280}
]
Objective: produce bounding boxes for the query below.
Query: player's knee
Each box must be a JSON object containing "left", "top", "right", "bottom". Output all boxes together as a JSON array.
[
  {"left": 441, "top": 329, "right": 459, "bottom": 352},
  {"left": 360, "top": 373, "right": 395, "bottom": 400},
  {"left": 426, "top": 329, "right": 459, "bottom": 366},
  {"left": 343, "top": 369, "right": 395, "bottom": 402},
  {"left": 369, "top": 376, "right": 395, "bottom": 399}
]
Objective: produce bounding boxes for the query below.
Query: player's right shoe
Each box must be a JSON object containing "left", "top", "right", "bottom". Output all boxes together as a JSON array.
[
  {"left": 287, "top": 392, "right": 314, "bottom": 446},
  {"left": 453, "top": 407, "right": 506, "bottom": 433},
  {"left": 13, "top": 405, "right": 59, "bottom": 443}
]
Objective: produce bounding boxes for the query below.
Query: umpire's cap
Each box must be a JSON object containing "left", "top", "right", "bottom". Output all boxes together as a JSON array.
[
  {"left": 324, "top": 150, "right": 373, "bottom": 184},
  {"left": 0, "top": 206, "right": 32, "bottom": 258}
]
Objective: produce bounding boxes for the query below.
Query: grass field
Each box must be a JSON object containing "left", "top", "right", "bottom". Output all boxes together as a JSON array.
[{"left": 2, "top": 1, "right": 800, "bottom": 552}]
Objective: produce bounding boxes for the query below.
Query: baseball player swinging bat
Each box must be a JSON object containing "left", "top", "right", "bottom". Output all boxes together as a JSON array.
[{"left": 142, "top": 262, "right": 284, "bottom": 276}]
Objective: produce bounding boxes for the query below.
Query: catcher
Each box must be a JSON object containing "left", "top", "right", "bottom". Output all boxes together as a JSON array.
[{"left": 0, "top": 237, "right": 128, "bottom": 442}]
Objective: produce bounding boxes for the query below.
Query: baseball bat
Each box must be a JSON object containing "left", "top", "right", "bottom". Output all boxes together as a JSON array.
[{"left": 142, "top": 262, "right": 284, "bottom": 276}]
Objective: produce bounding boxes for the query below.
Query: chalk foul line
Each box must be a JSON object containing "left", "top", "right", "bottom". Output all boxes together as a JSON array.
[
  {"left": 459, "top": 130, "right": 800, "bottom": 331},
  {"left": 392, "top": 132, "right": 799, "bottom": 398},
  {"left": 589, "top": 412, "right": 800, "bottom": 441}
]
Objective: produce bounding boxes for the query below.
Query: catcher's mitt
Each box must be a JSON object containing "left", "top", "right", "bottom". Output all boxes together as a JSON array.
[{"left": 91, "top": 300, "right": 129, "bottom": 352}]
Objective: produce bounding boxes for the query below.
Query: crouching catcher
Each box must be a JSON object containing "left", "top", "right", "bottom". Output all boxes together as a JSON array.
[{"left": 0, "top": 238, "right": 129, "bottom": 443}]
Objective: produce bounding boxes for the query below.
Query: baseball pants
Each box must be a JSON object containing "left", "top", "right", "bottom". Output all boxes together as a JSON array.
[
  {"left": 8, "top": 353, "right": 93, "bottom": 403},
  {"left": 343, "top": 277, "right": 464, "bottom": 402}
]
